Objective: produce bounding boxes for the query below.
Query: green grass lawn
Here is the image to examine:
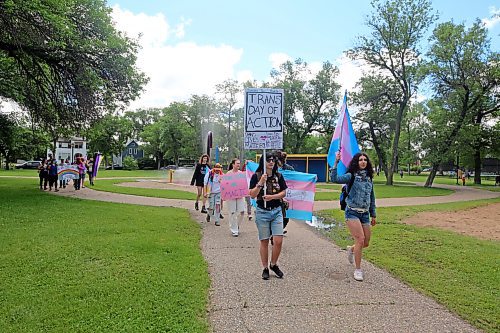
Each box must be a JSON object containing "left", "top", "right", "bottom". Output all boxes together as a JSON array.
[
  {"left": 0, "top": 178, "right": 209, "bottom": 332},
  {"left": 0, "top": 168, "right": 169, "bottom": 178},
  {"left": 91, "top": 179, "right": 196, "bottom": 200},
  {"left": 318, "top": 199, "right": 500, "bottom": 333},
  {"left": 315, "top": 183, "right": 452, "bottom": 200}
]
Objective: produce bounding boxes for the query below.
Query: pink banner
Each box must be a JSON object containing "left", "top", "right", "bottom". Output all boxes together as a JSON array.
[{"left": 221, "top": 171, "right": 249, "bottom": 200}]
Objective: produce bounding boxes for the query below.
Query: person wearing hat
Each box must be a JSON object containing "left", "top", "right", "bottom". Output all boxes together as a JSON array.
[
  {"left": 205, "top": 162, "right": 224, "bottom": 226},
  {"left": 249, "top": 153, "right": 288, "bottom": 280}
]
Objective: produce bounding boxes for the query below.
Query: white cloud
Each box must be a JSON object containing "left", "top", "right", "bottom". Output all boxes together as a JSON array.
[
  {"left": 335, "top": 55, "right": 366, "bottom": 96},
  {"left": 482, "top": 6, "right": 500, "bottom": 29},
  {"left": 111, "top": 5, "right": 246, "bottom": 110},
  {"left": 268, "top": 52, "right": 292, "bottom": 70}
]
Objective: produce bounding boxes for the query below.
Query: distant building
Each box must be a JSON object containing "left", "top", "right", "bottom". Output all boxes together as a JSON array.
[
  {"left": 47, "top": 137, "right": 88, "bottom": 162},
  {"left": 113, "top": 139, "right": 144, "bottom": 166}
]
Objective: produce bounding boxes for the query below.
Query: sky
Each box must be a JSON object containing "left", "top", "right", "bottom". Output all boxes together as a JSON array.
[{"left": 1, "top": 0, "right": 499, "bottom": 114}]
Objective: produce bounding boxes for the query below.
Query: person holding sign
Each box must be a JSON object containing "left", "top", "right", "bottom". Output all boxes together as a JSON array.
[
  {"left": 191, "top": 154, "right": 210, "bottom": 213},
  {"left": 330, "top": 151, "right": 377, "bottom": 282},
  {"left": 225, "top": 158, "right": 246, "bottom": 237},
  {"left": 205, "top": 163, "right": 223, "bottom": 226},
  {"left": 249, "top": 153, "right": 287, "bottom": 280}
]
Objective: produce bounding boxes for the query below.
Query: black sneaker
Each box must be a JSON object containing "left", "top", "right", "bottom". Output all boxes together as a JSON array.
[
  {"left": 206, "top": 214, "right": 210, "bottom": 222},
  {"left": 269, "top": 263, "right": 284, "bottom": 278},
  {"left": 262, "top": 267, "right": 270, "bottom": 280},
  {"left": 220, "top": 214, "right": 224, "bottom": 219},
  {"left": 201, "top": 206, "right": 207, "bottom": 213},
  {"left": 195, "top": 202, "right": 199, "bottom": 210}
]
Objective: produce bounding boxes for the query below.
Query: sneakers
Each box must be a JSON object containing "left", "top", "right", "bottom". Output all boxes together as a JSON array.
[
  {"left": 201, "top": 206, "right": 207, "bottom": 213},
  {"left": 195, "top": 202, "right": 199, "bottom": 210},
  {"left": 248, "top": 215, "right": 253, "bottom": 221},
  {"left": 206, "top": 214, "right": 210, "bottom": 222},
  {"left": 269, "top": 263, "right": 284, "bottom": 278},
  {"left": 354, "top": 269, "right": 364, "bottom": 281},
  {"left": 219, "top": 214, "right": 224, "bottom": 219},
  {"left": 347, "top": 246, "right": 354, "bottom": 265},
  {"left": 262, "top": 267, "right": 270, "bottom": 280},
  {"left": 215, "top": 222, "right": 220, "bottom": 226}
]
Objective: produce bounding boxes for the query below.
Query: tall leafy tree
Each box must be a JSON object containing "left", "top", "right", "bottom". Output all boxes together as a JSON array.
[
  {"left": 348, "top": 0, "right": 437, "bottom": 185},
  {"left": 270, "top": 59, "right": 340, "bottom": 153},
  {"left": 215, "top": 79, "right": 242, "bottom": 160},
  {"left": 423, "top": 20, "right": 499, "bottom": 186},
  {"left": 0, "top": 0, "right": 147, "bottom": 129}
]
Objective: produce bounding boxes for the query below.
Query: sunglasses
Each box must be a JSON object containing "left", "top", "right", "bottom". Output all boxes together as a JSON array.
[{"left": 266, "top": 158, "right": 276, "bottom": 162}]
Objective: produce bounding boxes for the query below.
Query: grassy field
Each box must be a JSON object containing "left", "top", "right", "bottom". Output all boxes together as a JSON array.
[
  {"left": 0, "top": 178, "right": 209, "bottom": 332},
  {"left": 0, "top": 168, "right": 170, "bottom": 178},
  {"left": 315, "top": 182, "right": 452, "bottom": 200},
  {"left": 318, "top": 199, "right": 500, "bottom": 333},
  {"left": 91, "top": 179, "right": 196, "bottom": 200}
]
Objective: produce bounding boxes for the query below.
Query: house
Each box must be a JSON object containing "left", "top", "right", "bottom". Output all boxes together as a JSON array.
[
  {"left": 113, "top": 139, "right": 144, "bottom": 166},
  {"left": 47, "top": 137, "right": 88, "bottom": 162}
]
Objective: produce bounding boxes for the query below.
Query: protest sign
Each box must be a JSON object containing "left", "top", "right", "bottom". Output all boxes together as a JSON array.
[
  {"left": 244, "top": 88, "right": 284, "bottom": 150},
  {"left": 220, "top": 171, "right": 249, "bottom": 200},
  {"left": 57, "top": 165, "right": 79, "bottom": 180}
]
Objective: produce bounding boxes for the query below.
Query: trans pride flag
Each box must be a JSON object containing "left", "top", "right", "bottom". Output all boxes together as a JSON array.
[
  {"left": 327, "top": 91, "right": 360, "bottom": 175},
  {"left": 245, "top": 161, "right": 317, "bottom": 221}
]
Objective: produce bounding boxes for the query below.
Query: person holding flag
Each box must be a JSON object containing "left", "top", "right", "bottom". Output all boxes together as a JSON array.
[{"left": 328, "top": 91, "right": 377, "bottom": 282}]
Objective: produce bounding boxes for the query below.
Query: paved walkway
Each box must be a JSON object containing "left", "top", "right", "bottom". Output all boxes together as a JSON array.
[{"left": 48, "top": 184, "right": 499, "bottom": 332}]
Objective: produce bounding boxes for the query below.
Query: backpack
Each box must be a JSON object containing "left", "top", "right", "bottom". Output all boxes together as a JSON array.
[{"left": 339, "top": 175, "right": 355, "bottom": 211}]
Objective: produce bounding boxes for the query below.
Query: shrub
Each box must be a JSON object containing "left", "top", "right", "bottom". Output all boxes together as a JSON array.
[
  {"left": 137, "top": 157, "right": 156, "bottom": 170},
  {"left": 123, "top": 156, "right": 138, "bottom": 170}
]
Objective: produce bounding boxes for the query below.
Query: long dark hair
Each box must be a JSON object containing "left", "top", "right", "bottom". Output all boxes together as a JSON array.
[
  {"left": 228, "top": 158, "right": 239, "bottom": 171},
  {"left": 346, "top": 152, "right": 374, "bottom": 179},
  {"left": 198, "top": 154, "right": 209, "bottom": 165},
  {"left": 255, "top": 153, "right": 278, "bottom": 176}
]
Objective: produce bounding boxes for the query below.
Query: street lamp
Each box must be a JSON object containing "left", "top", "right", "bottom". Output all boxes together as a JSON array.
[{"left": 71, "top": 142, "right": 74, "bottom": 164}]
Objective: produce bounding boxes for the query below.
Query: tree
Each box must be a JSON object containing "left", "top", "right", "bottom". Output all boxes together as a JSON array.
[
  {"left": 125, "top": 108, "right": 162, "bottom": 138},
  {"left": 86, "top": 115, "right": 133, "bottom": 166},
  {"left": 348, "top": 0, "right": 437, "bottom": 185},
  {"left": 270, "top": 59, "right": 341, "bottom": 153},
  {"left": 0, "top": 0, "right": 147, "bottom": 129},
  {"left": 215, "top": 79, "right": 242, "bottom": 160},
  {"left": 423, "top": 20, "right": 499, "bottom": 186}
]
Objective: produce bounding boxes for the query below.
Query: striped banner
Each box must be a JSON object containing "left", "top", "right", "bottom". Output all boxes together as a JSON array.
[{"left": 245, "top": 161, "right": 317, "bottom": 221}]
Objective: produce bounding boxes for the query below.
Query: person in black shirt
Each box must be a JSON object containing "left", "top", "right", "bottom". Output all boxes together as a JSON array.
[
  {"left": 249, "top": 153, "right": 287, "bottom": 280},
  {"left": 191, "top": 154, "right": 210, "bottom": 213}
]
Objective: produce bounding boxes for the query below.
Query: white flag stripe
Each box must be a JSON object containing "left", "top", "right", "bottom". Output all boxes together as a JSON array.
[{"left": 285, "top": 189, "right": 315, "bottom": 202}]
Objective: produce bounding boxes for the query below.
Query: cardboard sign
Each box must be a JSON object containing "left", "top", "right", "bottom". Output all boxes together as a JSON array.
[
  {"left": 244, "top": 88, "right": 284, "bottom": 149},
  {"left": 220, "top": 171, "right": 249, "bottom": 200},
  {"left": 57, "top": 165, "right": 80, "bottom": 180}
]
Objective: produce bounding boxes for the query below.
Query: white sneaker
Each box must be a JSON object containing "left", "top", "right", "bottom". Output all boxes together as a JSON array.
[
  {"left": 353, "top": 269, "right": 364, "bottom": 281},
  {"left": 347, "top": 246, "right": 354, "bottom": 264}
]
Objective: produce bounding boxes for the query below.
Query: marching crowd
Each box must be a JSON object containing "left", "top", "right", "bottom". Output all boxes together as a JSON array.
[
  {"left": 191, "top": 150, "right": 378, "bottom": 282},
  {"left": 37, "top": 155, "right": 95, "bottom": 192}
]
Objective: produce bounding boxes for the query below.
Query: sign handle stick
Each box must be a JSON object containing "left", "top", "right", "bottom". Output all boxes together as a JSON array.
[{"left": 263, "top": 148, "right": 267, "bottom": 208}]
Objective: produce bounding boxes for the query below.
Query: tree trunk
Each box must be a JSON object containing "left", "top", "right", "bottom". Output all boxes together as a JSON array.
[
  {"left": 424, "top": 164, "right": 439, "bottom": 187},
  {"left": 387, "top": 101, "right": 407, "bottom": 185},
  {"left": 473, "top": 148, "right": 481, "bottom": 185}
]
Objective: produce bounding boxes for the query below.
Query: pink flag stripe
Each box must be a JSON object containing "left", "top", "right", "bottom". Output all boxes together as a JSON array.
[{"left": 287, "top": 200, "right": 314, "bottom": 212}]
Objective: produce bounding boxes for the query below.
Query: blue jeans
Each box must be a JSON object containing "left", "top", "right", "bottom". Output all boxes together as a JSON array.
[{"left": 255, "top": 207, "right": 283, "bottom": 240}]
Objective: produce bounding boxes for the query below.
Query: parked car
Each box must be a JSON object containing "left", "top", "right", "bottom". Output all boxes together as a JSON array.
[
  {"left": 15, "top": 161, "right": 42, "bottom": 169},
  {"left": 105, "top": 164, "right": 123, "bottom": 170}
]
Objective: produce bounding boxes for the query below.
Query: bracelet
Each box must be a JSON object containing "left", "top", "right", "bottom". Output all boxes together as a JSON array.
[{"left": 257, "top": 184, "right": 264, "bottom": 188}]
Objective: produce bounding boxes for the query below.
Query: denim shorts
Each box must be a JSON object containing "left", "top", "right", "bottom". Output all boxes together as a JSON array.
[
  {"left": 255, "top": 207, "right": 283, "bottom": 240},
  {"left": 345, "top": 207, "right": 370, "bottom": 225}
]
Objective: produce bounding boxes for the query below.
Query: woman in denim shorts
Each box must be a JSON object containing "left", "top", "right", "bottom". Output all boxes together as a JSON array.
[
  {"left": 331, "top": 151, "right": 377, "bottom": 282},
  {"left": 249, "top": 153, "right": 288, "bottom": 280}
]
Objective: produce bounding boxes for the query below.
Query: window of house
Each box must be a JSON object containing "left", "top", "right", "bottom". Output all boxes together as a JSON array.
[
  {"left": 134, "top": 148, "right": 138, "bottom": 155},
  {"left": 73, "top": 142, "right": 83, "bottom": 149},
  {"left": 129, "top": 148, "right": 133, "bottom": 155}
]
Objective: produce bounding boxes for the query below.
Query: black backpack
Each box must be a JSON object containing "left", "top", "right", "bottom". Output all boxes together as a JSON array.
[{"left": 339, "top": 175, "right": 355, "bottom": 211}]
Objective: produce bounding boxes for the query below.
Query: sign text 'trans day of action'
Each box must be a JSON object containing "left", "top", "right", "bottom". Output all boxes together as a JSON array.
[{"left": 244, "top": 88, "right": 284, "bottom": 150}]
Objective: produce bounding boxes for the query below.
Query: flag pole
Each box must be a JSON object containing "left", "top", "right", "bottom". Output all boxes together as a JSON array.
[
  {"left": 263, "top": 148, "right": 267, "bottom": 208},
  {"left": 338, "top": 90, "right": 347, "bottom": 153}
]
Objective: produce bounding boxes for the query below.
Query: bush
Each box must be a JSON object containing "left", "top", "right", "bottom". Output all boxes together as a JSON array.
[
  {"left": 123, "top": 156, "right": 138, "bottom": 170},
  {"left": 137, "top": 157, "right": 156, "bottom": 170}
]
